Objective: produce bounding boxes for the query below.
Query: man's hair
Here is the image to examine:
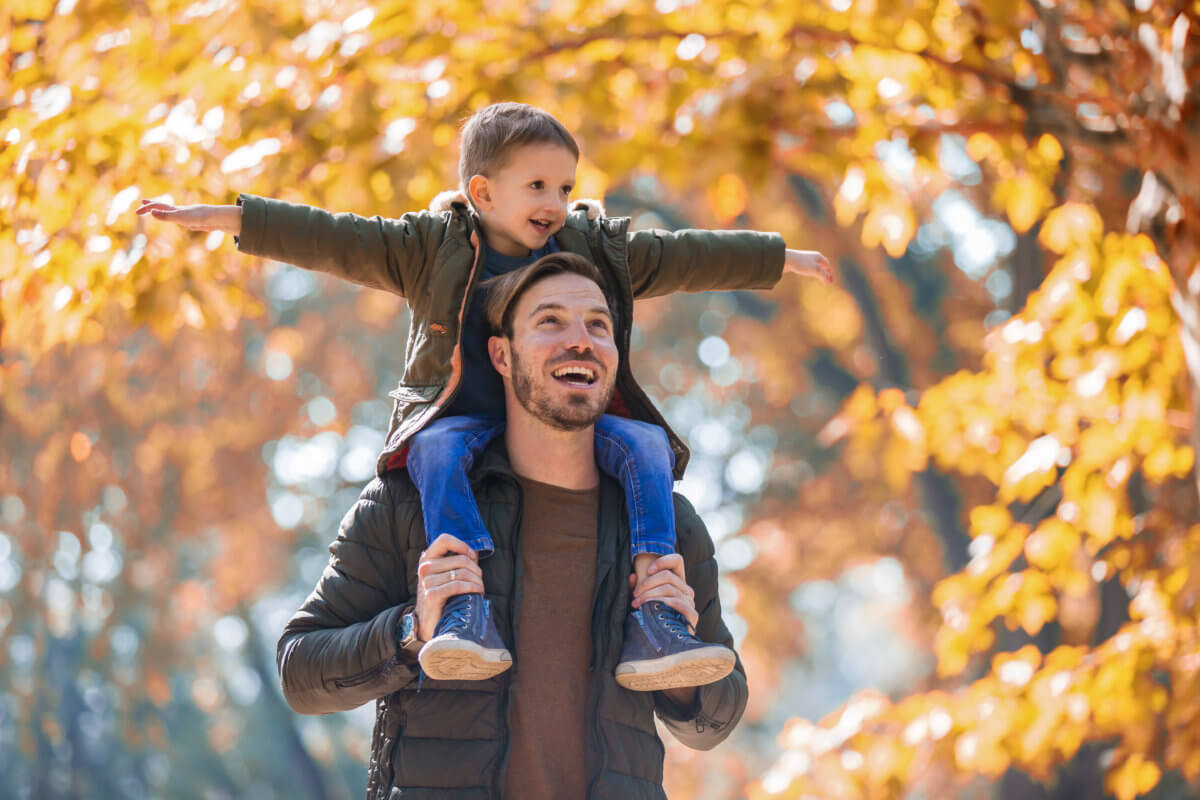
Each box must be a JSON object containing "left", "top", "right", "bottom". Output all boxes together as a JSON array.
[
  {"left": 459, "top": 102, "right": 579, "bottom": 192},
  {"left": 484, "top": 252, "right": 615, "bottom": 339}
]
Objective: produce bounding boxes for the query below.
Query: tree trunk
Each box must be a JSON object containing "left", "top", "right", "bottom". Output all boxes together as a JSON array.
[
  {"left": 1170, "top": 287, "right": 1200, "bottom": 503},
  {"left": 839, "top": 256, "right": 973, "bottom": 571},
  {"left": 241, "top": 609, "right": 332, "bottom": 800}
]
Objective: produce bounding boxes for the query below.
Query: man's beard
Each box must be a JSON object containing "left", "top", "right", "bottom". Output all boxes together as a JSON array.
[{"left": 511, "top": 350, "right": 613, "bottom": 432}]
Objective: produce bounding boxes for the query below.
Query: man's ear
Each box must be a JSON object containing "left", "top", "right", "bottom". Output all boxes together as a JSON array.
[
  {"left": 488, "top": 335, "right": 511, "bottom": 377},
  {"left": 468, "top": 174, "right": 492, "bottom": 211}
]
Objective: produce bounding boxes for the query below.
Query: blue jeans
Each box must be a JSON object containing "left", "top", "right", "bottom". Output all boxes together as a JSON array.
[{"left": 406, "top": 414, "right": 676, "bottom": 560}]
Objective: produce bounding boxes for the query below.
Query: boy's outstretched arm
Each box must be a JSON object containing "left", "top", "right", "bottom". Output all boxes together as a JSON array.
[
  {"left": 136, "top": 196, "right": 439, "bottom": 299},
  {"left": 137, "top": 200, "right": 242, "bottom": 235},
  {"left": 626, "top": 227, "right": 834, "bottom": 300}
]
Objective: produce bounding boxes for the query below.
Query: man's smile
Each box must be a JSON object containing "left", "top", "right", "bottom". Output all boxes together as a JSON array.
[{"left": 551, "top": 362, "right": 599, "bottom": 387}]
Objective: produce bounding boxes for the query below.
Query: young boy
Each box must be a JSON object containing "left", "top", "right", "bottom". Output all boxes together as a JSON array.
[{"left": 137, "top": 102, "right": 833, "bottom": 691}]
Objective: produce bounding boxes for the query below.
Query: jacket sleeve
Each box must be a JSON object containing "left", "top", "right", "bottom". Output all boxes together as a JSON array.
[
  {"left": 653, "top": 494, "right": 749, "bottom": 750},
  {"left": 235, "top": 193, "right": 444, "bottom": 298},
  {"left": 276, "top": 478, "right": 422, "bottom": 715},
  {"left": 625, "top": 227, "right": 786, "bottom": 300}
]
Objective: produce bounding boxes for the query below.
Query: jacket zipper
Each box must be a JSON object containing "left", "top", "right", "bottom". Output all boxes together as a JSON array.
[{"left": 333, "top": 653, "right": 401, "bottom": 689}]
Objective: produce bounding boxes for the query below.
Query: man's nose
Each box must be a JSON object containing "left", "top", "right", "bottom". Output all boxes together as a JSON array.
[{"left": 562, "top": 318, "right": 594, "bottom": 351}]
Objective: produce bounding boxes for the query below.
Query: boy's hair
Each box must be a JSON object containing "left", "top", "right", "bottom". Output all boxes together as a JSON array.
[
  {"left": 459, "top": 102, "right": 579, "bottom": 191},
  {"left": 484, "top": 252, "right": 615, "bottom": 339}
]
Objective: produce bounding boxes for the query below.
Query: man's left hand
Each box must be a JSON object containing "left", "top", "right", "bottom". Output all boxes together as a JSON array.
[
  {"left": 629, "top": 554, "right": 701, "bottom": 707},
  {"left": 628, "top": 553, "right": 698, "bottom": 631}
]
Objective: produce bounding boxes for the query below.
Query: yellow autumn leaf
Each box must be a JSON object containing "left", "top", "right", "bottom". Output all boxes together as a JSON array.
[
  {"left": 896, "top": 19, "right": 929, "bottom": 51},
  {"left": 1107, "top": 753, "right": 1162, "bottom": 800},
  {"left": 708, "top": 173, "right": 748, "bottom": 222},
  {"left": 996, "top": 172, "right": 1054, "bottom": 234},
  {"left": 970, "top": 504, "right": 1013, "bottom": 538},
  {"left": 1039, "top": 204, "right": 1104, "bottom": 255},
  {"left": 861, "top": 198, "right": 916, "bottom": 258},
  {"left": 1036, "top": 134, "right": 1064, "bottom": 163},
  {"left": 573, "top": 155, "right": 609, "bottom": 205}
]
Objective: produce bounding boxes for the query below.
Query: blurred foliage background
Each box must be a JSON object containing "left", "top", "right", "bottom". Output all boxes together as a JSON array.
[{"left": 3, "top": 0, "right": 1200, "bottom": 798}]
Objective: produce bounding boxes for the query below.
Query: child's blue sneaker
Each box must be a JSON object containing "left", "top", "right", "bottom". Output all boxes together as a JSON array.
[
  {"left": 418, "top": 594, "right": 513, "bottom": 681},
  {"left": 615, "top": 601, "right": 735, "bottom": 691}
]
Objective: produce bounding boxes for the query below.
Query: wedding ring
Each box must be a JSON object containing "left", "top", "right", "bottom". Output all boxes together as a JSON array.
[{"left": 449, "top": 570, "right": 456, "bottom": 582}]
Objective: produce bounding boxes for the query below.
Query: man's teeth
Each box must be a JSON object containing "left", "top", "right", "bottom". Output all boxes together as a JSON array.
[{"left": 553, "top": 366, "right": 596, "bottom": 383}]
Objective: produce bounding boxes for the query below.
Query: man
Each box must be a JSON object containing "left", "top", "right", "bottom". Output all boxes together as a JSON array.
[{"left": 276, "top": 252, "right": 748, "bottom": 799}]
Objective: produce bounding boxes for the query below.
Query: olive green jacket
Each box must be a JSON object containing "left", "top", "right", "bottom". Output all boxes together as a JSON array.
[
  {"left": 235, "top": 192, "right": 785, "bottom": 478},
  {"left": 277, "top": 441, "right": 749, "bottom": 799}
]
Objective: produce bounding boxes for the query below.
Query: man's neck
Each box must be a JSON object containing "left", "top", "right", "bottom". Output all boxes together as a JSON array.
[{"left": 503, "top": 412, "right": 599, "bottom": 490}]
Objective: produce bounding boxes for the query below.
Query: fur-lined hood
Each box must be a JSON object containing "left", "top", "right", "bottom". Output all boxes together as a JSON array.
[{"left": 428, "top": 189, "right": 605, "bottom": 221}]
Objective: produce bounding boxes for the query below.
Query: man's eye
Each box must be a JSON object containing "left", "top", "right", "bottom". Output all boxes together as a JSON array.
[
  {"left": 590, "top": 320, "right": 610, "bottom": 331},
  {"left": 539, "top": 315, "right": 559, "bottom": 325}
]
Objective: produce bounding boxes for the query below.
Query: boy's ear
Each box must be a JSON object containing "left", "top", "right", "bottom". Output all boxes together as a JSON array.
[
  {"left": 488, "top": 335, "right": 511, "bottom": 377},
  {"left": 468, "top": 175, "right": 492, "bottom": 210}
]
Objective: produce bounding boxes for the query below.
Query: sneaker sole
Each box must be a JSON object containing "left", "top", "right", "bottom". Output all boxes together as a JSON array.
[
  {"left": 615, "top": 646, "right": 736, "bottom": 692},
  {"left": 419, "top": 639, "right": 513, "bottom": 681}
]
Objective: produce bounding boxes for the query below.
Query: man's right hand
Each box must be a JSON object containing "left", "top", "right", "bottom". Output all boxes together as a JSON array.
[
  {"left": 414, "top": 534, "right": 483, "bottom": 642},
  {"left": 135, "top": 200, "right": 243, "bottom": 236}
]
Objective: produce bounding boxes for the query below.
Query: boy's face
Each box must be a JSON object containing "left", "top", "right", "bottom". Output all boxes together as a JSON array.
[{"left": 469, "top": 142, "right": 577, "bottom": 257}]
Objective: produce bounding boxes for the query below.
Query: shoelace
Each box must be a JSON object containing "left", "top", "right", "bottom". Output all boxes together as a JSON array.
[
  {"left": 655, "top": 606, "right": 694, "bottom": 640},
  {"left": 435, "top": 597, "right": 475, "bottom": 637}
]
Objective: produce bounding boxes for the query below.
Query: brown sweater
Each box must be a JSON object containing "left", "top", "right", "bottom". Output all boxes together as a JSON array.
[{"left": 503, "top": 476, "right": 600, "bottom": 799}]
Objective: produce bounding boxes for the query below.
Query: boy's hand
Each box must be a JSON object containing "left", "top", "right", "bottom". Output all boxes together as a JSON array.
[
  {"left": 135, "top": 200, "right": 242, "bottom": 236},
  {"left": 784, "top": 249, "right": 835, "bottom": 285}
]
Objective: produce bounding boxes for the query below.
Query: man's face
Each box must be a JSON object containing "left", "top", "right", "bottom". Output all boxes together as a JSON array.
[
  {"left": 491, "top": 272, "right": 618, "bottom": 431},
  {"left": 470, "top": 142, "right": 577, "bottom": 257}
]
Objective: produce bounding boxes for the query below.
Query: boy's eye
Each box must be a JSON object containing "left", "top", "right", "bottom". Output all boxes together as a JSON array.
[
  {"left": 530, "top": 181, "right": 544, "bottom": 190},
  {"left": 561, "top": 185, "right": 573, "bottom": 195}
]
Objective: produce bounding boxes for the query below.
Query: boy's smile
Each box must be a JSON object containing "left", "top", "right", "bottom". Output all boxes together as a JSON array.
[{"left": 468, "top": 142, "right": 578, "bottom": 257}]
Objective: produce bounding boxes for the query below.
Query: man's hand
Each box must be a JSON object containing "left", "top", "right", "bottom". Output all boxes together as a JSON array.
[
  {"left": 629, "top": 553, "right": 698, "bottom": 631},
  {"left": 135, "top": 200, "right": 243, "bottom": 236},
  {"left": 630, "top": 554, "right": 701, "bottom": 706},
  {"left": 414, "top": 534, "right": 484, "bottom": 642},
  {"left": 784, "top": 248, "right": 835, "bottom": 285}
]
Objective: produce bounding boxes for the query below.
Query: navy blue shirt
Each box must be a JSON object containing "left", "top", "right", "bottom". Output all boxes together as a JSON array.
[{"left": 445, "top": 238, "right": 558, "bottom": 418}]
